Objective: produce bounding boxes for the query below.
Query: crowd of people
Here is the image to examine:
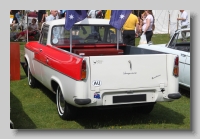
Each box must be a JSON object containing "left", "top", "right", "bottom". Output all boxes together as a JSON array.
[
  {"left": 122, "top": 10, "right": 155, "bottom": 46},
  {"left": 10, "top": 10, "right": 105, "bottom": 42},
  {"left": 10, "top": 10, "right": 188, "bottom": 45}
]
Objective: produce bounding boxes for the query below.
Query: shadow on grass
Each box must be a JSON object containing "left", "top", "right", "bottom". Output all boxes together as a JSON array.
[
  {"left": 20, "top": 75, "right": 27, "bottom": 80},
  {"left": 22, "top": 79, "right": 189, "bottom": 129},
  {"left": 73, "top": 103, "right": 186, "bottom": 129},
  {"left": 37, "top": 82, "right": 56, "bottom": 104},
  {"left": 34, "top": 83, "right": 187, "bottom": 129},
  {"left": 20, "top": 62, "right": 28, "bottom": 80},
  {"left": 10, "top": 92, "right": 36, "bottom": 129}
]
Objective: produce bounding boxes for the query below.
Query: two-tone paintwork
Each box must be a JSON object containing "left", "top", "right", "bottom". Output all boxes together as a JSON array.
[{"left": 24, "top": 18, "right": 180, "bottom": 108}]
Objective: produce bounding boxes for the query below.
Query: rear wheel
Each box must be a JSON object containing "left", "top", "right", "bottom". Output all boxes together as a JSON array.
[
  {"left": 27, "top": 65, "right": 38, "bottom": 88},
  {"left": 56, "top": 86, "right": 76, "bottom": 120}
]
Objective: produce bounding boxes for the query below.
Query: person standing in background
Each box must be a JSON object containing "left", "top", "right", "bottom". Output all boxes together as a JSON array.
[
  {"left": 104, "top": 10, "right": 111, "bottom": 19},
  {"left": 15, "top": 10, "right": 22, "bottom": 23},
  {"left": 138, "top": 11, "right": 147, "bottom": 37},
  {"left": 46, "top": 10, "right": 58, "bottom": 21},
  {"left": 142, "top": 10, "right": 155, "bottom": 43},
  {"left": 122, "top": 12, "right": 139, "bottom": 46},
  {"left": 10, "top": 10, "right": 23, "bottom": 31},
  {"left": 177, "top": 10, "right": 189, "bottom": 41},
  {"left": 37, "top": 10, "right": 46, "bottom": 31},
  {"left": 46, "top": 10, "right": 59, "bottom": 40}
]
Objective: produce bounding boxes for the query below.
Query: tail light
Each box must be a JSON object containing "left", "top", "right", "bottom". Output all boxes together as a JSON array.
[
  {"left": 173, "top": 56, "right": 179, "bottom": 77},
  {"left": 81, "top": 60, "right": 86, "bottom": 80}
]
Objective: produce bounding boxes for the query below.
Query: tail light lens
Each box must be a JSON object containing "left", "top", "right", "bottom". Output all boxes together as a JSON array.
[
  {"left": 173, "top": 56, "right": 179, "bottom": 77},
  {"left": 81, "top": 60, "right": 86, "bottom": 80}
]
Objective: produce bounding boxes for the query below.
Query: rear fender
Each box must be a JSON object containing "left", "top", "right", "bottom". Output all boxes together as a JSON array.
[{"left": 51, "top": 76, "right": 63, "bottom": 95}]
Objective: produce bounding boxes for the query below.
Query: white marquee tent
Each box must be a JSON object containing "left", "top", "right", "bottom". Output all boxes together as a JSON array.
[{"left": 152, "top": 10, "right": 190, "bottom": 36}]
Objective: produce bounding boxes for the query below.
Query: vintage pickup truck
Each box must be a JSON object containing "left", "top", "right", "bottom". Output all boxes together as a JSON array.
[{"left": 24, "top": 18, "right": 181, "bottom": 120}]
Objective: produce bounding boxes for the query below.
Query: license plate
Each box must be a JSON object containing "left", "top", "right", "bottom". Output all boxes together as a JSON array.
[{"left": 113, "top": 94, "right": 146, "bottom": 103}]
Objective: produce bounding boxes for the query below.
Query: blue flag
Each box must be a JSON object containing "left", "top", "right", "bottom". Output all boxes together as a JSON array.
[
  {"left": 65, "top": 10, "right": 87, "bottom": 30},
  {"left": 109, "top": 10, "right": 132, "bottom": 30}
]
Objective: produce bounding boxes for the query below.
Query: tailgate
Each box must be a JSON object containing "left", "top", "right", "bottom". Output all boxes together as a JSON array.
[{"left": 89, "top": 54, "right": 168, "bottom": 90}]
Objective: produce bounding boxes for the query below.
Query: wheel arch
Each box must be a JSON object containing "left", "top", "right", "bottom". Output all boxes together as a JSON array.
[
  {"left": 24, "top": 54, "right": 31, "bottom": 75},
  {"left": 24, "top": 54, "right": 30, "bottom": 67},
  {"left": 51, "top": 76, "right": 64, "bottom": 95}
]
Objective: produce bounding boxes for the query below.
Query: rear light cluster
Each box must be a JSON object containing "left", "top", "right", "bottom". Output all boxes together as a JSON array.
[
  {"left": 173, "top": 56, "right": 179, "bottom": 77},
  {"left": 81, "top": 60, "right": 86, "bottom": 80}
]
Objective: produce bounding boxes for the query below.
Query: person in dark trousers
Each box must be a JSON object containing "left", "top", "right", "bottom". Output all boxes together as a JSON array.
[
  {"left": 37, "top": 10, "right": 46, "bottom": 30},
  {"left": 142, "top": 10, "right": 155, "bottom": 43},
  {"left": 122, "top": 12, "right": 139, "bottom": 46}
]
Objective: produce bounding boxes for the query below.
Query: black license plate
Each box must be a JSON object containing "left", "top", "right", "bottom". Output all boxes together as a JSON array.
[{"left": 113, "top": 94, "right": 146, "bottom": 103}]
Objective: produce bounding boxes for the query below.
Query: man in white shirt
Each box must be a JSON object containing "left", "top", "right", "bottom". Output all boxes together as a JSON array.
[
  {"left": 46, "top": 10, "right": 59, "bottom": 40},
  {"left": 46, "top": 10, "right": 58, "bottom": 21},
  {"left": 88, "top": 10, "right": 97, "bottom": 18},
  {"left": 177, "top": 10, "right": 189, "bottom": 41}
]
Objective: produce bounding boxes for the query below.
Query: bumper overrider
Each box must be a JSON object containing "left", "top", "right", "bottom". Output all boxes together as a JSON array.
[
  {"left": 168, "top": 92, "right": 182, "bottom": 99},
  {"left": 74, "top": 98, "right": 91, "bottom": 105}
]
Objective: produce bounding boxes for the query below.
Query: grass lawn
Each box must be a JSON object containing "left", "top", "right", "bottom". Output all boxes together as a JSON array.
[{"left": 10, "top": 34, "right": 190, "bottom": 129}]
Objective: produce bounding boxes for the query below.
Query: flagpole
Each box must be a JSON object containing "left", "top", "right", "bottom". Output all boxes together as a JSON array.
[
  {"left": 168, "top": 11, "right": 170, "bottom": 35},
  {"left": 117, "top": 29, "right": 119, "bottom": 50},
  {"left": 177, "top": 14, "right": 179, "bottom": 30},
  {"left": 26, "top": 12, "right": 29, "bottom": 42},
  {"left": 70, "top": 28, "right": 72, "bottom": 52}
]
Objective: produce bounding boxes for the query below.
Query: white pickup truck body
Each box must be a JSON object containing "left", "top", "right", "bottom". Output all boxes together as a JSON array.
[{"left": 24, "top": 18, "right": 181, "bottom": 120}]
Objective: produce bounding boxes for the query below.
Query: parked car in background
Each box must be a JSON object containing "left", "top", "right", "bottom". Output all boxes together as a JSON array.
[{"left": 138, "top": 28, "right": 190, "bottom": 89}]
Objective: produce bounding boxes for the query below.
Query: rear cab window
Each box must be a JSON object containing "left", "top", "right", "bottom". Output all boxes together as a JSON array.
[{"left": 50, "top": 25, "right": 123, "bottom": 46}]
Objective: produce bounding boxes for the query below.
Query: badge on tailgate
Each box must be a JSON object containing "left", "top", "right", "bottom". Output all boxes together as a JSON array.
[
  {"left": 92, "top": 80, "right": 102, "bottom": 87},
  {"left": 93, "top": 60, "right": 103, "bottom": 65}
]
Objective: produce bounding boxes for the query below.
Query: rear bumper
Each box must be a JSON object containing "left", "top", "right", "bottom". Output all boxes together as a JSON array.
[
  {"left": 73, "top": 92, "right": 181, "bottom": 106},
  {"left": 74, "top": 98, "right": 91, "bottom": 105},
  {"left": 168, "top": 92, "right": 181, "bottom": 99}
]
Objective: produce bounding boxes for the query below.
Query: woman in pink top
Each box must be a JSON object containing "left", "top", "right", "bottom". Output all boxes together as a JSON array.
[{"left": 142, "top": 10, "right": 155, "bottom": 43}]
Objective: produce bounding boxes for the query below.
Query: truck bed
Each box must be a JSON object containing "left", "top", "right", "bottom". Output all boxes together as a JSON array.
[
  {"left": 59, "top": 45, "right": 166, "bottom": 57},
  {"left": 73, "top": 48, "right": 124, "bottom": 56},
  {"left": 123, "top": 46, "right": 165, "bottom": 55}
]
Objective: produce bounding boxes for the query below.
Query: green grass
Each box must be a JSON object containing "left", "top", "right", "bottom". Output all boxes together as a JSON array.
[{"left": 10, "top": 35, "right": 190, "bottom": 129}]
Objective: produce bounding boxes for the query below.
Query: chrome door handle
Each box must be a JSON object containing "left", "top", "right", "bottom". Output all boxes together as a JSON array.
[
  {"left": 39, "top": 49, "right": 43, "bottom": 52},
  {"left": 46, "top": 58, "right": 49, "bottom": 64}
]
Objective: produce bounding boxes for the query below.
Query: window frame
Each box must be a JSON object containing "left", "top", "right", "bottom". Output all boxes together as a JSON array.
[
  {"left": 39, "top": 24, "right": 49, "bottom": 46},
  {"left": 50, "top": 24, "right": 122, "bottom": 46}
]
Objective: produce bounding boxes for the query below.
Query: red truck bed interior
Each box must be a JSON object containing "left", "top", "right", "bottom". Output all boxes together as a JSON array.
[{"left": 73, "top": 48, "right": 124, "bottom": 56}]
